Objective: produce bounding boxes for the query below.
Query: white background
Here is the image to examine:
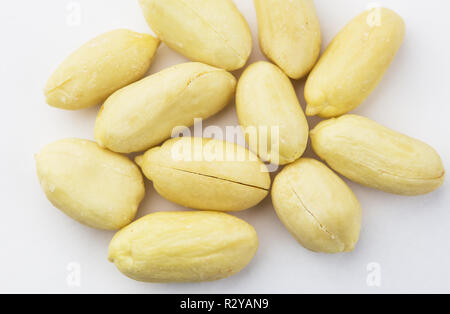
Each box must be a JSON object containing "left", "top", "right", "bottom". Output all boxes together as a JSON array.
[{"left": 0, "top": 0, "right": 449, "bottom": 294}]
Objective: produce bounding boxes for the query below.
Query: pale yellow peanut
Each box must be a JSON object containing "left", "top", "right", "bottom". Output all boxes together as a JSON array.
[
  {"left": 139, "top": 0, "right": 252, "bottom": 71},
  {"left": 135, "top": 137, "right": 271, "bottom": 212},
  {"left": 95, "top": 62, "right": 236, "bottom": 153},
  {"left": 108, "top": 211, "right": 258, "bottom": 283},
  {"left": 236, "top": 61, "right": 309, "bottom": 165},
  {"left": 44, "top": 29, "right": 160, "bottom": 110},
  {"left": 305, "top": 8, "right": 405, "bottom": 117},
  {"left": 272, "top": 158, "right": 362, "bottom": 253},
  {"left": 35, "top": 139, "right": 145, "bottom": 230},
  {"left": 311, "top": 115, "right": 445, "bottom": 195},
  {"left": 254, "top": 0, "right": 321, "bottom": 79}
]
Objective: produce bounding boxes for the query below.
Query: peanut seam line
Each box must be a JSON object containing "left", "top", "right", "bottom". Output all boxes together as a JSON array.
[
  {"left": 155, "top": 165, "right": 269, "bottom": 191},
  {"left": 288, "top": 182, "right": 345, "bottom": 250},
  {"left": 179, "top": 0, "right": 245, "bottom": 63},
  {"left": 328, "top": 146, "right": 445, "bottom": 182}
]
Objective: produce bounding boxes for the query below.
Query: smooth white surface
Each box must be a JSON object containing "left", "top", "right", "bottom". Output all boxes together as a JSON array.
[{"left": 0, "top": 0, "right": 449, "bottom": 294}]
